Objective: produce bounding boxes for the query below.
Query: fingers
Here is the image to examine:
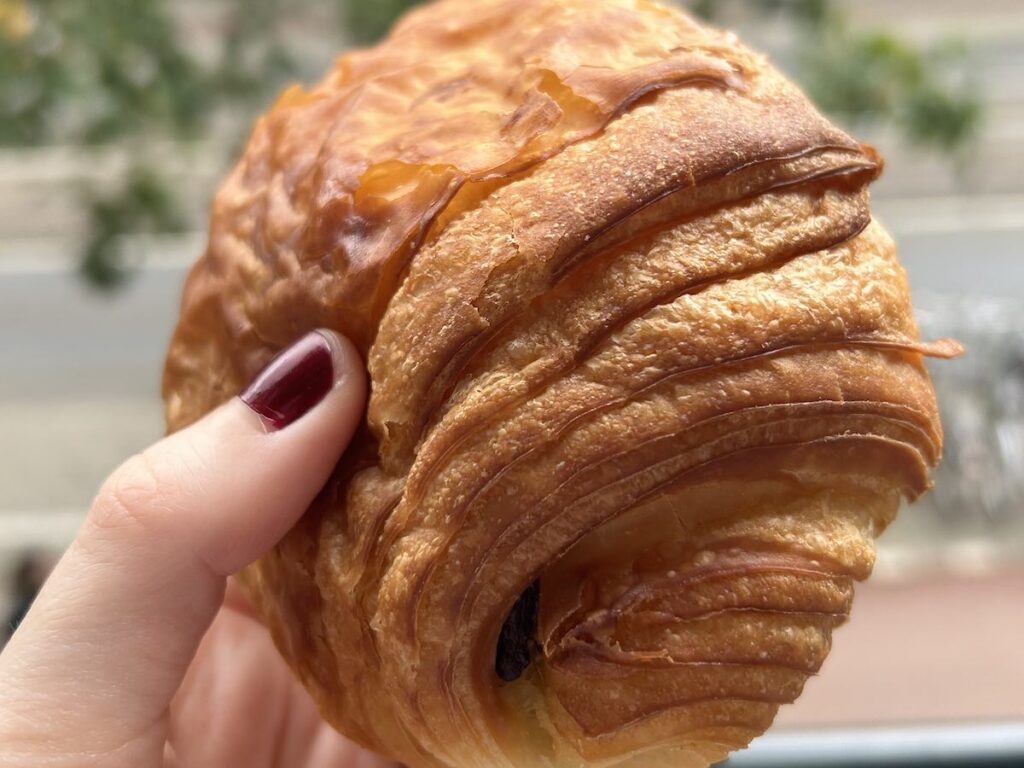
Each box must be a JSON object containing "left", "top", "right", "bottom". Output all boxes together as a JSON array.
[
  {"left": 0, "top": 330, "right": 366, "bottom": 766},
  {"left": 167, "top": 581, "right": 385, "bottom": 768}
]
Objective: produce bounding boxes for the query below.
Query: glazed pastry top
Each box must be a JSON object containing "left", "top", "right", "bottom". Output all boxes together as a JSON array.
[{"left": 163, "top": 2, "right": 955, "bottom": 767}]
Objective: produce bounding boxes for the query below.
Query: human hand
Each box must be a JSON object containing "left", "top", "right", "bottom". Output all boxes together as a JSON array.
[{"left": 0, "top": 330, "right": 397, "bottom": 768}]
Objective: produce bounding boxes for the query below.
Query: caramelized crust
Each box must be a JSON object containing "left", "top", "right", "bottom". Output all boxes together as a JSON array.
[{"left": 162, "top": 1, "right": 955, "bottom": 766}]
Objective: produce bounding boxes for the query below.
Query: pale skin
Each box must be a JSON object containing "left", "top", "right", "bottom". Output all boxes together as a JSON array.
[{"left": 0, "top": 331, "right": 398, "bottom": 768}]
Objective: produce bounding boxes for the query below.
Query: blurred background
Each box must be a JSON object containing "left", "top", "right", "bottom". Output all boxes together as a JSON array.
[{"left": 1, "top": 0, "right": 1021, "bottom": 761}]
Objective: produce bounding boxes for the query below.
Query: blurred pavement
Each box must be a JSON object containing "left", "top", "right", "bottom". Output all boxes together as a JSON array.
[{"left": 778, "top": 570, "right": 1024, "bottom": 727}]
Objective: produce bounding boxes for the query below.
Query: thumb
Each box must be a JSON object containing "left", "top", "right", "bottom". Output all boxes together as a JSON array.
[{"left": 0, "top": 330, "right": 366, "bottom": 764}]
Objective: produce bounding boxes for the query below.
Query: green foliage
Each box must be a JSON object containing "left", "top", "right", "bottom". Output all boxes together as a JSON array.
[
  {"left": 216, "top": 0, "right": 303, "bottom": 101},
  {"left": 0, "top": 0, "right": 983, "bottom": 292},
  {"left": 79, "top": 163, "right": 187, "bottom": 288},
  {"left": 0, "top": 0, "right": 207, "bottom": 147},
  {"left": 799, "top": 18, "right": 980, "bottom": 152},
  {"left": 0, "top": 0, "right": 309, "bottom": 288},
  {"left": 341, "top": 0, "right": 421, "bottom": 44},
  {"left": 692, "top": 0, "right": 981, "bottom": 153}
]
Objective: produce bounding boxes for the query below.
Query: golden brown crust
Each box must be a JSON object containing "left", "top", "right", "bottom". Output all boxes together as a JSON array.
[{"left": 163, "top": 1, "right": 953, "bottom": 766}]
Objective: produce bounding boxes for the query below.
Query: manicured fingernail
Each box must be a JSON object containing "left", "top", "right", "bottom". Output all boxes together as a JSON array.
[{"left": 240, "top": 330, "right": 341, "bottom": 430}]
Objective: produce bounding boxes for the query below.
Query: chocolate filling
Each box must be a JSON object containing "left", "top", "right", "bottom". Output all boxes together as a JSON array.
[{"left": 495, "top": 580, "right": 540, "bottom": 682}]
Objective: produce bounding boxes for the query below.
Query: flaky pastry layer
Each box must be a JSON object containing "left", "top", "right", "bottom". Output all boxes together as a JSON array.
[{"left": 163, "top": 1, "right": 954, "bottom": 766}]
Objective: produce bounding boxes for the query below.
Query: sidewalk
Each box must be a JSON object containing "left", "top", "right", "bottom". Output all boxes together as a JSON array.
[{"left": 778, "top": 569, "right": 1024, "bottom": 727}]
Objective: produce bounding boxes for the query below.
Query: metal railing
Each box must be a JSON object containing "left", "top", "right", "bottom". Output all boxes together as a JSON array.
[{"left": 723, "top": 722, "right": 1024, "bottom": 767}]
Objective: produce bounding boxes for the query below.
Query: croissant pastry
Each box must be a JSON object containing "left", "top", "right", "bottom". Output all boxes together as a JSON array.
[{"left": 163, "top": 1, "right": 957, "bottom": 766}]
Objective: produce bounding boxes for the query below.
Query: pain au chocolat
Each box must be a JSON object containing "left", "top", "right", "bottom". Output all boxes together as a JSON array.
[{"left": 163, "top": 1, "right": 958, "bottom": 766}]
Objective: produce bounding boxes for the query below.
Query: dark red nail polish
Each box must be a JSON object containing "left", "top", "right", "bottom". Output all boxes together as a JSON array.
[{"left": 240, "top": 331, "right": 336, "bottom": 430}]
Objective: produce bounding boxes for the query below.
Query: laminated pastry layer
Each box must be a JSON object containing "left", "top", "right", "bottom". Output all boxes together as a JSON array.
[
  {"left": 161, "top": 2, "right": 956, "bottom": 767},
  {"left": 341, "top": 222, "right": 943, "bottom": 766},
  {"left": 367, "top": 73, "right": 878, "bottom": 471},
  {"left": 163, "top": 0, "right": 755, "bottom": 429}
]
